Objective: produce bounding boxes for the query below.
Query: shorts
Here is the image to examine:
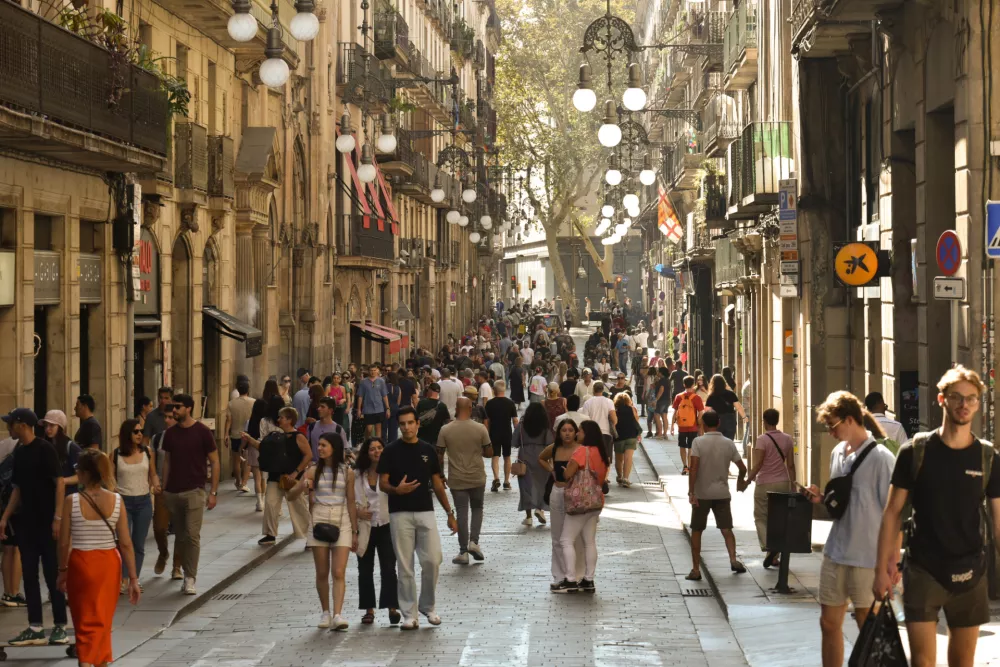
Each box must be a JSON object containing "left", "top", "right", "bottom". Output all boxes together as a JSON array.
[
  {"left": 655, "top": 401, "right": 671, "bottom": 414},
  {"left": 690, "top": 498, "right": 733, "bottom": 531},
  {"left": 677, "top": 431, "right": 697, "bottom": 449},
  {"left": 818, "top": 555, "right": 875, "bottom": 609},
  {"left": 493, "top": 438, "right": 512, "bottom": 458},
  {"left": 903, "top": 560, "right": 990, "bottom": 628},
  {"left": 230, "top": 437, "right": 243, "bottom": 454},
  {"left": 1, "top": 528, "right": 16, "bottom": 547},
  {"left": 363, "top": 413, "right": 384, "bottom": 426},
  {"left": 602, "top": 434, "right": 614, "bottom": 461},
  {"left": 614, "top": 438, "right": 637, "bottom": 454},
  {"left": 306, "top": 503, "right": 352, "bottom": 548},
  {"left": 246, "top": 445, "right": 260, "bottom": 467}
]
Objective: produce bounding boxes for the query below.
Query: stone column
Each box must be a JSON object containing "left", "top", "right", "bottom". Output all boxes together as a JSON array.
[
  {"left": 252, "top": 224, "right": 270, "bottom": 378},
  {"left": 235, "top": 222, "right": 255, "bottom": 378}
]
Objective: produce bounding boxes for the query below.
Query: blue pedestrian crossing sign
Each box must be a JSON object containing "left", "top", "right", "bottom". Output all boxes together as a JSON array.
[{"left": 988, "top": 201, "right": 1000, "bottom": 259}]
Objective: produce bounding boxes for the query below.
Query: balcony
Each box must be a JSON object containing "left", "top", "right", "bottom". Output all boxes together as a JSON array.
[
  {"left": 691, "top": 69, "right": 722, "bottom": 111},
  {"left": 344, "top": 213, "right": 395, "bottom": 261},
  {"left": 0, "top": 1, "right": 168, "bottom": 172},
  {"left": 208, "top": 135, "right": 235, "bottom": 199},
  {"left": 378, "top": 128, "right": 414, "bottom": 177},
  {"left": 714, "top": 237, "right": 743, "bottom": 289},
  {"left": 175, "top": 121, "right": 208, "bottom": 194},
  {"left": 459, "top": 100, "right": 477, "bottom": 134},
  {"left": 667, "top": 134, "right": 704, "bottom": 191},
  {"left": 450, "top": 18, "right": 476, "bottom": 63},
  {"left": 374, "top": 3, "right": 410, "bottom": 64},
  {"left": 791, "top": 0, "right": 900, "bottom": 57},
  {"left": 683, "top": 8, "right": 727, "bottom": 69},
  {"left": 395, "top": 150, "right": 429, "bottom": 199},
  {"left": 723, "top": 2, "right": 757, "bottom": 90},
  {"left": 704, "top": 173, "right": 730, "bottom": 227},
  {"left": 337, "top": 43, "right": 392, "bottom": 107},
  {"left": 728, "top": 121, "right": 794, "bottom": 217},
  {"left": 685, "top": 219, "right": 715, "bottom": 262},
  {"left": 703, "top": 94, "right": 739, "bottom": 156}
]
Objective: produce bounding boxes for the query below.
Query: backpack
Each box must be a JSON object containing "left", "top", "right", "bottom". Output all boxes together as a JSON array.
[
  {"left": 676, "top": 392, "right": 697, "bottom": 429},
  {"left": 258, "top": 431, "right": 295, "bottom": 475}
]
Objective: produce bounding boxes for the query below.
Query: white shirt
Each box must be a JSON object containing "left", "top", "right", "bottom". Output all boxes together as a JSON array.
[
  {"left": 438, "top": 378, "right": 464, "bottom": 418},
  {"left": 575, "top": 379, "right": 595, "bottom": 404},
  {"left": 872, "top": 413, "right": 909, "bottom": 449},
  {"left": 479, "top": 381, "right": 494, "bottom": 405},
  {"left": 529, "top": 375, "right": 548, "bottom": 396},
  {"left": 580, "top": 395, "right": 615, "bottom": 435},
  {"left": 634, "top": 331, "right": 649, "bottom": 349},
  {"left": 521, "top": 347, "right": 534, "bottom": 366},
  {"left": 595, "top": 361, "right": 610, "bottom": 376}
]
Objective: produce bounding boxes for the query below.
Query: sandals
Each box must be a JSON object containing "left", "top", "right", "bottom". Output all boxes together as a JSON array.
[
  {"left": 763, "top": 552, "right": 776, "bottom": 569},
  {"left": 682, "top": 466, "right": 690, "bottom": 476},
  {"left": 731, "top": 560, "right": 747, "bottom": 574},
  {"left": 685, "top": 571, "right": 702, "bottom": 581},
  {"left": 361, "top": 612, "right": 375, "bottom": 625},
  {"left": 388, "top": 609, "right": 401, "bottom": 625}
]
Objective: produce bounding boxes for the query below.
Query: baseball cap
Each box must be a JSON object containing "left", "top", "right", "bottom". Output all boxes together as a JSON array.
[
  {"left": 38, "top": 409, "right": 68, "bottom": 431},
  {"left": 428, "top": 382, "right": 442, "bottom": 393},
  {"left": 1, "top": 408, "right": 38, "bottom": 427}
]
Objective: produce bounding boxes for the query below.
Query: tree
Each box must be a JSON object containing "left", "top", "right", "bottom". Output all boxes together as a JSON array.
[{"left": 495, "top": 0, "right": 632, "bottom": 316}]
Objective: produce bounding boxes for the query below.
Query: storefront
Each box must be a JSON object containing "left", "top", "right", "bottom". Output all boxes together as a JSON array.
[{"left": 134, "top": 226, "right": 162, "bottom": 409}]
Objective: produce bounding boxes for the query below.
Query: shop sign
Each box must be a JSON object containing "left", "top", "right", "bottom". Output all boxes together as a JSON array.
[{"left": 135, "top": 228, "right": 159, "bottom": 316}]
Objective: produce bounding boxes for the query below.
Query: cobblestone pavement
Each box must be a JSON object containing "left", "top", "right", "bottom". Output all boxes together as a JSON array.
[{"left": 109, "top": 450, "right": 747, "bottom": 667}]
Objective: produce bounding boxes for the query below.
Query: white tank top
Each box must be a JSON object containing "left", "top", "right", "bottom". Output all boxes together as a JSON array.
[{"left": 71, "top": 493, "right": 121, "bottom": 551}]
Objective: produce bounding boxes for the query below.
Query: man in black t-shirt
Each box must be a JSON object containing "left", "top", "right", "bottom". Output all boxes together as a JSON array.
[
  {"left": 377, "top": 407, "right": 457, "bottom": 630},
  {"left": 484, "top": 380, "right": 519, "bottom": 492},
  {"left": 416, "top": 383, "right": 451, "bottom": 445},
  {"left": 398, "top": 373, "right": 419, "bottom": 409},
  {"left": 73, "top": 394, "right": 102, "bottom": 450},
  {"left": 874, "top": 366, "right": 1000, "bottom": 665},
  {"left": 669, "top": 363, "right": 687, "bottom": 403},
  {"left": 0, "top": 408, "right": 67, "bottom": 646}
]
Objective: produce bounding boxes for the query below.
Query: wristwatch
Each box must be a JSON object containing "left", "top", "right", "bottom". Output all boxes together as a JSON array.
[
  {"left": 447, "top": 508, "right": 456, "bottom": 517},
  {"left": 210, "top": 491, "right": 219, "bottom": 497}
]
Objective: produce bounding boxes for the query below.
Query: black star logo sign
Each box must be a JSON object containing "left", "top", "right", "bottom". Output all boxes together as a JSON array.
[{"left": 844, "top": 254, "right": 870, "bottom": 275}]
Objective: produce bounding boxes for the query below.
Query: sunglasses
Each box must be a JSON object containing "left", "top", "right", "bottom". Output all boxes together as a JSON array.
[{"left": 132, "top": 429, "right": 143, "bottom": 435}]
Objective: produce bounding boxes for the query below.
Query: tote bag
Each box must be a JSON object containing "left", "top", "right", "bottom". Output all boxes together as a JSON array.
[{"left": 564, "top": 447, "right": 604, "bottom": 515}]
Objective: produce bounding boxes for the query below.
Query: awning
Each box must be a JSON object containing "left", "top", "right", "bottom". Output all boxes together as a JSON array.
[
  {"left": 350, "top": 321, "right": 409, "bottom": 355},
  {"left": 134, "top": 316, "right": 161, "bottom": 341},
  {"left": 203, "top": 306, "right": 263, "bottom": 358},
  {"left": 368, "top": 322, "right": 409, "bottom": 352}
]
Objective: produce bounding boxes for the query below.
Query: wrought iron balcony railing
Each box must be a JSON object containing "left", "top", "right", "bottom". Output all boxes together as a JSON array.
[
  {"left": 724, "top": 2, "right": 757, "bottom": 82},
  {"left": 374, "top": 3, "right": 410, "bottom": 61},
  {"left": 714, "top": 236, "right": 742, "bottom": 286}
]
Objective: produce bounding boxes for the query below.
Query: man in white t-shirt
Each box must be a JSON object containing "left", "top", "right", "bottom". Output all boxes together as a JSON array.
[
  {"left": 521, "top": 345, "right": 534, "bottom": 367},
  {"left": 438, "top": 368, "right": 464, "bottom": 418},
  {"left": 579, "top": 381, "right": 617, "bottom": 461},
  {"left": 477, "top": 370, "right": 494, "bottom": 406},
  {"left": 575, "top": 369, "right": 596, "bottom": 405},
  {"left": 863, "top": 391, "right": 909, "bottom": 454}
]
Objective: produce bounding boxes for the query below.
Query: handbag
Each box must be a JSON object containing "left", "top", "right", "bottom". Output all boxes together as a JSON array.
[
  {"left": 564, "top": 447, "right": 604, "bottom": 515},
  {"left": 311, "top": 467, "right": 345, "bottom": 543},
  {"left": 355, "top": 477, "right": 372, "bottom": 557},
  {"left": 511, "top": 459, "right": 528, "bottom": 476},
  {"left": 823, "top": 440, "right": 876, "bottom": 520},
  {"left": 279, "top": 472, "right": 300, "bottom": 491},
  {"left": 847, "top": 595, "right": 908, "bottom": 667}
]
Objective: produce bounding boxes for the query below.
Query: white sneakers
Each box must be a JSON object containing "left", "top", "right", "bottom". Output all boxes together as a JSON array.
[
  {"left": 182, "top": 577, "right": 196, "bottom": 595},
  {"left": 317, "top": 611, "right": 332, "bottom": 628},
  {"left": 452, "top": 552, "right": 470, "bottom": 565},
  {"left": 331, "top": 614, "right": 348, "bottom": 631},
  {"left": 534, "top": 510, "right": 547, "bottom": 524},
  {"left": 521, "top": 516, "right": 533, "bottom": 526},
  {"left": 400, "top": 618, "right": 419, "bottom": 631},
  {"left": 318, "top": 611, "right": 348, "bottom": 630},
  {"left": 422, "top": 611, "right": 441, "bottom": 626},
  {"left": 467, "top": 542, "right": 484, "bottom": 561},
  {"left": 255, "top": 495, "right": 264, "bottom": 512}
]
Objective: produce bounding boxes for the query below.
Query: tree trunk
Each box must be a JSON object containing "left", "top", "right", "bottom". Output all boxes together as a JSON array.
[
  {"left": 545, "top": 233, "right": 577, "bottom": 319},
  {"left": 574, "top": 222, "right": 616, "bottom": 301}
]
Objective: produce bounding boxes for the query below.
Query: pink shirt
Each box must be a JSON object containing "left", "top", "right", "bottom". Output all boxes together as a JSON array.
[
  {"left": 571, "top": 445, "right": 608, "bottom": 482},
  {"left": 754, "top": 430, "right": 794, "bottom": 484}
]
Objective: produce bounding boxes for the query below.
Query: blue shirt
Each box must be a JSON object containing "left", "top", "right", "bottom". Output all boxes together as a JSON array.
[
  {"left": 823, "top": 439, "right": 896, "bottom": 568},
  {"left": 308, "top": 421, "right": 349, "bottom": 463},
  {"left": 358, "top": 377, "right": 388, "bottom": 415},
  {"left": 292, "top": 388, "right": 311, "bottom": 428}
]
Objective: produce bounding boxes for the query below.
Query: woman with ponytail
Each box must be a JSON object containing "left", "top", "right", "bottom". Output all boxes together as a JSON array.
[{"left": 57, "top": 449, "right": 140, "bottom": 666}]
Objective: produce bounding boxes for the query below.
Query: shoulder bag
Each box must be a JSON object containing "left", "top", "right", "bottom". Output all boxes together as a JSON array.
[
  {"left": 564, "top": 447, "right": 604, "bottom": 515},
  {"left": 79, "top": 491, "right": 120, "bottom": 553},
  {"left": 823, "top": 440, "right": 876, "bottom": 519},
  {"left": 312, "top": 465, "right": 343, "bottom": 543}
]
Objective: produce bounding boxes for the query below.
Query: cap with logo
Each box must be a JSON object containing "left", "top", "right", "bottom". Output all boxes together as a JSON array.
[{"left": 1, "top": 408, "right": 39, "bottom": 428}]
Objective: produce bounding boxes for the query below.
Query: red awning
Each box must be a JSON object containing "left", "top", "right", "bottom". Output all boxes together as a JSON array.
[{"left": 365, "top": 322, "right": 410, "bottom": 354}]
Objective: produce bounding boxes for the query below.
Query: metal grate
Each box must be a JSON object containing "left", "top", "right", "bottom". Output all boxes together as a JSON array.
[
  {"left": 682, "top": 588, "right": 714, "bottom": 597},
  {"left": 212, "top": 593, "right": 243, "bottom": 601}
]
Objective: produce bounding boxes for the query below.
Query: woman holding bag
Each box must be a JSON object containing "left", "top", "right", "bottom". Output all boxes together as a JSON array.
[
  {"left": 513, "top": 402, "right": 554, "bottom": 527},
  {"left": 288, "top": 432, "right": 357, "bottom": 631},
  {"left": 538, "top": 419, "right": 586, "bottom": 593},
  {"left": 352, "top": 438, "right": 400, "bottom": 626},
  {"left": 559, "top": 421, "right": 610, "bottom": 593}
]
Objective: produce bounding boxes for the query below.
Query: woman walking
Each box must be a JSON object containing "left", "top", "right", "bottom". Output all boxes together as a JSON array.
[
  {"left": 278, "top": 375, "right": 294, "bottom": 406},
  {"left": 543, "top": 383, "right": 567, "bottom": 431},
  {"left": 513, "top": 402, "right": 554, "bottom": 526},
  {"left": 247, "top": 391, "right": 285, "bottom": 511},
  {"left": 509, "top": 357, "right": 526, "bottom": 406},
  {"left": 328, "top": 372, "right": 349, "bottom": 430},
  {"left": 352, "top": 438, "right": 400, "bottom": 625},
  {"left": 744, "top": 408, "right": 795, "bottom": 568},
  {"left": 612, "top": 393, "right": 640, "bottom": 487},
  {"left": 528, "top": 367, "right": 548, "bottom": 404},
  {"left": 558, "top": 421, "right": 610, "bottom": 593},
  {"left": 539, "top": 419, "right": 585, "bottom": 592},
  {"left": 705, "top": 374, "right": 748, "bottom": 441},
  {"left": 57, "top": 450, "right": 141, "bottom": 667},
  {"left": 694, "top": 374, "right": 710, "bottom": 404},
  {"left": 385, "top": 372, "right": 402, "bottom": 443},
  {"left": 288, "top": 432, "right": 357, "bottom": 630},
  {"left": 112, "top": 419, "right": 159, "bottom": 592}
]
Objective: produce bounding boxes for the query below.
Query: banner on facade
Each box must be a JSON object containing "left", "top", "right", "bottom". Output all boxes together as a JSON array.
[{"left": 657, "top": 187, "right": 682, "bottom": 244}]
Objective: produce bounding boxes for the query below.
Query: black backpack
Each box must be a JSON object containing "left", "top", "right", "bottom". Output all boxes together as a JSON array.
[{"left": 258, "top": 431, "right": 295, "bottom": 475}]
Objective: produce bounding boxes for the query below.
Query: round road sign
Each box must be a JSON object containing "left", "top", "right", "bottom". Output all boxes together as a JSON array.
[
  {"left": 936, "top": 230, "right": 961, "bottom": 276},
  {"left": 834, "top": 242, "right": 879, "bottom": 287}
]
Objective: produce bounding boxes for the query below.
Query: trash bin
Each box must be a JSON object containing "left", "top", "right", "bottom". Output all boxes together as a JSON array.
[{"left": 766, "top": 491, "right": 813, "bottom": 555}]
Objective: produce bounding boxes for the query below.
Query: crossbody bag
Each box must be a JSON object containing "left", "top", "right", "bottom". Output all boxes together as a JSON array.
[
  {"left": 78, "top": 491, "right": 120, "bottom": 553},
  {"left": 823, "top": 440, "right": 876, "bottom": 520}
]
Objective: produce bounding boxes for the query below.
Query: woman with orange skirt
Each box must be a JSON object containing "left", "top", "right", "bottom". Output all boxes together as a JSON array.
[{"left": 57, "top": 450, "right": 141, "bottom": 667}]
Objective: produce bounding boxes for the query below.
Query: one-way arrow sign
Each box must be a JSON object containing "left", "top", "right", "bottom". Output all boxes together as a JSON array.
[{"left": 933, "top": 276, "right": 966, "bottom": 300}]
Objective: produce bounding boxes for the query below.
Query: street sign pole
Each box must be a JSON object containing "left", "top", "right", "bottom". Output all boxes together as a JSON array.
[{"left": 936, "top": 231, "right": 963, "bottom": 364}]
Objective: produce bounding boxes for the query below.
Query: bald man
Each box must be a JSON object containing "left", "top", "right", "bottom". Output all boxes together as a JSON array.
[{"left": 436, "top": 397, "right": 492, "bottom": 564}]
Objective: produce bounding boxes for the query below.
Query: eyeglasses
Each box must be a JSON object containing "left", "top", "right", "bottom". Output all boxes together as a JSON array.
[
  {"left": 945, "top": 393, "right": 980, "bottom": 407},
  {"left": 825, "top": 420, "right": 842, "bottom": 434}
]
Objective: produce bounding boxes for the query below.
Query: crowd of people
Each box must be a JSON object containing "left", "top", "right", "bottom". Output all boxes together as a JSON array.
[{"left": 0, "top": 295, "right": 994, "bottom": 667}]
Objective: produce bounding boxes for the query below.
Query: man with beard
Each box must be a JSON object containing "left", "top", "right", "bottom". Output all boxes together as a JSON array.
[{"left": 874, "top": 366, "right": 999, "bottom": 667}]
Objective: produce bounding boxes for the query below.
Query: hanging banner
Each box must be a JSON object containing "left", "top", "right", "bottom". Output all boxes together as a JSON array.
[{"left": 657, "top": 187, "right": 683, "bottom": 245}]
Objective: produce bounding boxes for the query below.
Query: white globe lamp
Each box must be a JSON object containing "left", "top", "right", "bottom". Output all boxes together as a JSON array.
[
  {"left": 623, "top": 192, "right": 639, "bottom": 210},
  {"left": 469, "top": 231, "right": 481, "bottom": 244},
  {"left": 458, "top": 215, "right": 469, "bottom": 227},
  {"left": 227, "top": 6, "right": 257, "bottom": 42},
  {"left": 572, "top": 64, "right": 597, "bottom": 112},
  {"left": 622, "top": 63, "right": 647, "bottom": 111},
  {"left": 289, "top": 9, "right": 319, "bottom": 41},
  {"left": 480, "top": 215, "right": 492, "bottom": 229}
]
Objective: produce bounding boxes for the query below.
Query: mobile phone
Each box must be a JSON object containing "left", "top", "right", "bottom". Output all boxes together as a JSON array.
[{"left": 795, "top": 481, "right": 819, "bottom": 499}]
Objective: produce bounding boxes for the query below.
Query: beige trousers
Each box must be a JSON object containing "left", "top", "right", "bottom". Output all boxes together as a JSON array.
[{"left": 262, "top": 481, "right": 311, "bottom": 538}]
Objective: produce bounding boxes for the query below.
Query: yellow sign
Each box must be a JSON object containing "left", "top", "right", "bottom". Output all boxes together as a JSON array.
[{"left": 833, "top": 242, "right": 879, "bottom": 287}]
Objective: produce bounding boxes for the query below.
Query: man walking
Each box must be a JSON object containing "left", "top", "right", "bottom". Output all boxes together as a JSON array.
[
  {"left": 355, "top": 366, "right": 390, "bottom": 439},
  {"left": 437, "top": 398, "right": 491, "bottom": 565},
  {"left": 309, "top": 397, "right": 349, "bottom": 462},
  {"left": 416, "top": 383, "right": 452, "bottom": 447},
  {"left": 686, "top": 410, "right": 747, "bottom": 583},
  {"left": 0, "top": 409, "right": 68, "bottom": 646},
  {"left": 874, "top": 366, "right": 998, "bottom": 667},
  {"left": 437, "top": 368, "right": 464, "bottom": 419},
  {"left": 378, "top": 406, "right": 458, "bottom": 629},
  {"left": 225, "top": 378, "right": 255, "bottom": 492},
  {"left": 161, "top": 394, "right": 221, "bottom": 595},
  {"left": 575, "top": 368, "right": 596, "bottom": 405},
  {"left": 864, "top": 391, "right": 909, "bottom": 454},
  {"left": 73, "top": 394, "right": 102, "bottom": 450},
  {"left": 670, "top": 376, "right": 705, "bottom": 474},
  {"left": 806, "top": 391, "right": 894, "bottom": 667},
  {"left": 476, "top": 370, "right": 494, "bottom": 405},
  {"left": 292, "top": 368, "right": 312, "bottom": 427},
  {"left": 484, "top": 380, "right": 518, "bottom": 492},
  {"left": 580, "top": 381, "right": 618, "bottom": 464},
  {"left": 152, "top": 409, "right": 179, "bottom": 577},
  {"left": 142, "top": 386, "right": 174, "bottom": 447}
]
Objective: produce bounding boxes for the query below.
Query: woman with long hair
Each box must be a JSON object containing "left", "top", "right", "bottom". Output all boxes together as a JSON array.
[
  {"left": 694, "top": 374, "right": 710, "bottom": 404},
  {"left": 57, "top": 450, "right": 140, "bottom": 666},
  {"left": 558, "top": 420, "right": 610, "bottom": 592},
  {"left": 509, "top": 356, "right": 526, "bottom": 405},
  {"left": 513, "top": 402, "right": 554, "bottom": 526},
  {"left": 612, "top": 393, "right": 641, "bottom": 487},
  {"left": 352, "top": 438, "right": 400, "bottom": 626},
  {"left": 278, "top": 374, "right": 294, "bottom": 406},
  {"left": 706, "top": 374, "right": 748, "bottom": 441},
  {"left": 385, "top": 372, "right": 402, "bottom": 443},
  {"left": 306, "top": 384, "right": 326, "bottom": 424},
  {"left": 288, "top": 432, "right": 357, "bottom": 630},
  {"left": 543, "top": 382, "right": 567, "bottom": 431},
  {"left": 328, "top": 372, "right": 348, "bottom": 429},
  {"left": 538, "top": 419, "right": 585, "bottom": 592},
  {"left": 722, "top": 366, "right": 738, "bottom": 392},
  {"left": 112, "top": 419, "right": 159, "bottom": 592}
]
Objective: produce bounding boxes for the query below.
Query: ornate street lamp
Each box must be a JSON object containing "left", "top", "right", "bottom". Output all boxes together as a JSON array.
[
  {"left": 605, "top": 154, "right": 622, "bottom": 186},
  {"left": 357, "top": 144, "right": 377, "bottom": 183},
  {"left": 336, "top": 112, "right": 356, "bottom": 153},
  {"left": 622, "top": 63, "right": 646, "bottom": 111},
  {"left": 227, "top": 0, "right": 257, "bottom": 41},
  {"left": 376, "top": 114, "right": 397, "bottom": 153},
  {"left": 639, "top": 154, "right": 656, "bottom": 186},
  {"left": 597, "top": 101, "right": 622, "bottom": 147},
  {"left": 289, "top": 0, "right": 320, "bottom": 41},
  {"left": 259, "top": 14, "right": 289, "bottom": 88},
  {"left": 430, "top": 174, "right": 446, "bottom": 203},
  {"left": 572, "top": 63, "right": 597, "bottom": 112}
]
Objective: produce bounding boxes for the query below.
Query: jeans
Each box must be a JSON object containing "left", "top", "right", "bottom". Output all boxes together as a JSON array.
[
  {"left": 618, "top": 351, "right": 629, "bottom": 373},
  {"left": 15, "top": 524, "right": 67, "bottom": 626},
  {"left": 389, "top": 511, "right": 442, "bottom": 623},
  {"left": 356, "top": 523, "right": 398, "bottom": 609},
  {"left": 560, "top": 510, "right": 600, "bottom": 581},
  {"left": 450, "top": 486, "right": 484, "bottom": 552},
  {"left": 122, "top": 494, "right": 153, "bottom": 579},
  {"left": 163, "top": 488, "right": 206, "bottom": 578}
]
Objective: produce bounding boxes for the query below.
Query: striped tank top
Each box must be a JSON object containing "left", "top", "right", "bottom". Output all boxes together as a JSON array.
[
  {"left": 71, "top": 492, "right": 121, "bottom": 551},
  {"left": 312, "top": 464, "right": 347, "bottom": 506}
]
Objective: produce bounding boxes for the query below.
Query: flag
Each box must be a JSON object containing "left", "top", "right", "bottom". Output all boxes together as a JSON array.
[{"left": 657, "top": 187, "right": 683, "bottom": 244}]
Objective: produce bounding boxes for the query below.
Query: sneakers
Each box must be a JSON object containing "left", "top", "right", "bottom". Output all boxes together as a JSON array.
[
  {"left": 521, "top": 516, "right": 532, "bottom": 526},
  {"left": 452, "top": 552, "right": 469, "bottom": 565},
  {"left": 1, "top": 593, "right": 25, "bottom": 607},
  {"left": 551, "top": 579, "right": 578, "bottom": 594},
  {"left": 182, "top": 577, "right": 197, "bottom": 595},
  {"left": 171, "top": 566, "right": 183, "bottom": 580},
  {"left": 239, "top": 485, "right": 251, "bottom": 494},
  {"left": 154, "top": 554, "right": 168, "bottom": 575},
  {"left": 331, "top": 614, "right": 348, "bottom": 631},
  {"left": 502, "top": 482, "right": 512, "bottom": 490},
  {"left": 400, "top": 618, "right": 419, "bottom": 630},
  {"left": 8, "top": 627, "right": 46, "bottom": 646},
  {"left": 48, "top": 626, "right": 69, "bottom": 645},
  {"left": 120, "top": 579, "right": 128, "bottom": 595},
  {"left": 388, "top": 609, "right": 401, "bottom": 625},
  {"left": 255, "top": 496, "right": 264, "bottom": 512},
  {"left": 317, "top": 611, "right": 332, "bottom": 628},
  {"left": 258, "top": 535, "right": 276, "bottom": 545},
  {"left": 578, "top": 578, "right": 596, "bottom": 593},
  {"left": 534, "top": 510, "right": 546, "bottom": 525},
  {"left": 422, "top": 611, "right": 441, "bottom": 626},
  {"left": 467, "top": 542, "right": 484, "bottom": 561},
  {"left": 491, "top": 479, "right": 501, "bottom": 493}
]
